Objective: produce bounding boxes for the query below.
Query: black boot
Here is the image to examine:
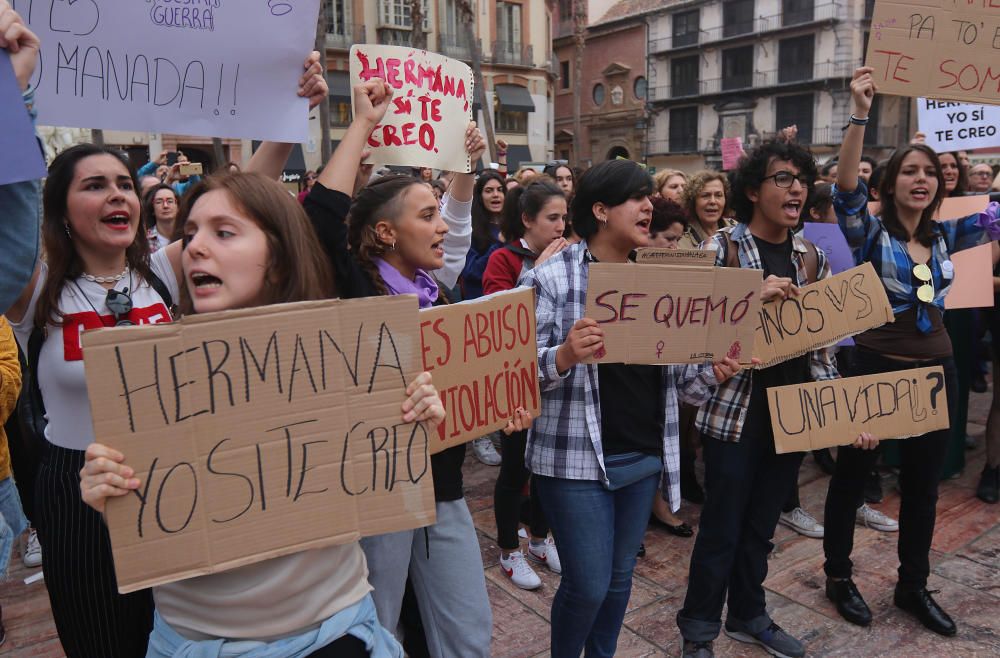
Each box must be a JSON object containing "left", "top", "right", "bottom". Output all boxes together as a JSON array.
[
  {"left": 976, "top": 465, "right": 999, "bottom": 504},
  {"left": 826, "top": 578, "right": 872, "bottom": 626},
  {"left": 893, "top": 587, "right": 957, "bottom": 636}
]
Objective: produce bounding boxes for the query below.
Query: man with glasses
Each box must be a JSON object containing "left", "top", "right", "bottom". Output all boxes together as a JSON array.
[
  {"left": 969, "top": 163, "right": 996, "bottom": 194},
  {"left": 677, "top": 141, "right": 873, "bottom": 658}
]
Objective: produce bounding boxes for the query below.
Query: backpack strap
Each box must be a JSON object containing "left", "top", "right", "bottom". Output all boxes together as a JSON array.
[
  {"left": 146, "top": 269, "right": 174, "bottom": 310},
  {"left": 802, "top": 239, "right": 819, "bottom": 285},
  {"left": 723, "top": 230, "right": 739, "bottom": 269}
]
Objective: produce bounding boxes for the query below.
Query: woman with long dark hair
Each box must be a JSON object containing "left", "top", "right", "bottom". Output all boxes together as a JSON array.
[
  {"left": 142, "top": 183, "right": 179, "bottom": 252},
  {"left": 460, "top": 170, "right": 506, "bottom": 300}
]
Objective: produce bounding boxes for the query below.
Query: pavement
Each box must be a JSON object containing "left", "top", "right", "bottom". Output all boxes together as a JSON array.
[{"left": 3, "top": 388, "right": 999, "bottom": 657}]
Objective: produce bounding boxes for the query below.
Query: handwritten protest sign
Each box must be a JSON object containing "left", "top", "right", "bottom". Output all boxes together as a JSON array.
[
  {"left": 802, "top": 224, "right": 855, "bottom": 275},
  {"left": 768, "top": 366, "right": 949, "bottom": 453},
  {"left": 934, "top": 194, "right": 990, "bottom": 220},
  {"left": 752, "top": 262, "right": 894, "bottom": 369},
  {"left": 11, "top": 0, "right": 318, "bottom": 141},
  {"left": 945, "top": 242, "right": 994, "bottom": 309},
  {"left": 918, "top": 99, "right": 1000, "bottom": 151},
  {"left": 350, "top": 44, "right": 474, "bottom": 172},
  {"left": 82, "top": 296, "right": 436, "bottom": 593},
  {"left": 419, "top": 288, "right": 538, "bottom": 453},
  {"left": 864, "top": 0, "right": 1000, "bottom": 105},
  {"left": 0, "top": 51, "right": 46, "bottom": 185},
  {"left": 721, "top": 137, "right": 744, "bottom": 171},
  {"left": 585, "top": 263, "right": 762, "bottom": 365},
  {"left": 634, "top": 248, "right": 715, "bottom": 266}
]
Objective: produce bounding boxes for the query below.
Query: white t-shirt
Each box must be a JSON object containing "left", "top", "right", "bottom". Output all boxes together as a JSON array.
[
  {"left": 11, "top": 249, "right": 179, "bottom": 451},
  {"left": 147, "top": 227, "right": 171, "bottom": 253}
]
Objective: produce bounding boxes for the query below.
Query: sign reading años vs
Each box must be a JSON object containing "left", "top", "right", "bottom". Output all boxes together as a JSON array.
[
  {"left": 864, "top": 0, "right": 1000, "bottom": 105},
  {"left": 419, "top": 288, "right": 539, "bottom": 453},
  {"left": 350, "top": 44, "right": 475, "bottom": 172},
  {"left": 82, "top": 296, "right": 436, "bottom": 593},
  {"left": 11, "top": 0, "right": 318, "bottom": 141}
]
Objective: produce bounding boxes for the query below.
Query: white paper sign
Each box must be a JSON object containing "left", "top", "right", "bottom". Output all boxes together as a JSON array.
[
  {"left": 12, "top": 0, "right": 319, "bottom": 142},
  {"left": 350, "top": 44, "right": 474, "bottom": 173},
  {"left": 917, "top": 98, "right": 1000, "bottom": 152}
]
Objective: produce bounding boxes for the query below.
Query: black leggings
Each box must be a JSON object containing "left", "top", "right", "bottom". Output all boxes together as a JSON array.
[
  {"left": 494, "top": 430, "right": 549, "bottom": 550},
  {"left": 307, "top": 633, "right": 369, "bottom": 657}
]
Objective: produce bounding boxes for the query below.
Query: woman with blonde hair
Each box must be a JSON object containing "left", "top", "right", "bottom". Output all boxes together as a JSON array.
[
  {"left": 679, "top": 170, "right": 736, "bottom": 249},
  {"left": 653, "top": 168, "right": 687, "bottom": 204}
]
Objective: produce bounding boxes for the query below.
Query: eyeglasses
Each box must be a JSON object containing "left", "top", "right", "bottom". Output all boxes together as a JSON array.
[
  {"left": 913, "top": 263, "right": 934, "bottom": 303},
  {"left": 762, "top": 171, "right": 809, "bottom": 188},
  {"left": 105, "top": 288, "right": 135, "bottom": 326},
  {"left": 970, "top": 170, "right": 993, "bottom": 178}
]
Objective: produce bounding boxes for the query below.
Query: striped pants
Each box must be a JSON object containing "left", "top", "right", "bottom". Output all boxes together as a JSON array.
[{"left": 35, "top": 443, "right": 153, "bottom": 657}]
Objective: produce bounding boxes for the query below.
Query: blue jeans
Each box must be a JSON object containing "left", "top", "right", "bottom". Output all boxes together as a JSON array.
[
  {"left": 0, "top": 475, "right": 27, "bottom": 576},
  {"left": 535, "top": 472, "right": 659, "bottom": 658}
]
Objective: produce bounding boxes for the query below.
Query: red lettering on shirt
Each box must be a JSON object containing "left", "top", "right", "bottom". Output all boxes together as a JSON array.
[{"left": 61, "top": 303, "right": 171, "bottom": 361}]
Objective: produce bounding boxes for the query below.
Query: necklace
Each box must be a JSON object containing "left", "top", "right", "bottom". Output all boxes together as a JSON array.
[{"left": 81, "top": 265, "right": 129, "bottom": 284}]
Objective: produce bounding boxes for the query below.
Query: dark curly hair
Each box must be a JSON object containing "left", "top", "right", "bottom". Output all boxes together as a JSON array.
[
  {"left": 650, "top": 197, "right": 686, "bottom": 235},
  {"left": 730, "top": 140, "right": 818, "bottom": 223}
]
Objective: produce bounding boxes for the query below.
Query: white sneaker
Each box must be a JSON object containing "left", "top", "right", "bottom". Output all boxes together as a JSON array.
[
  {"left": 527, "top": 537, "right": 562, "bottom": 574},
  {"left": 856, "top": 503, "right": 899, "bottom": 532},
  {"left": 778, "top": 507, "right": 825, "bottom": 538},
  {"left": 472, "top": 436, "right": 501, "bottom": 466},
  {"left": 499, "top": 550, "right": 542, "bottom": 590},
  {"left": 22, "top": 528, "right": 42, "bottom": 568}
]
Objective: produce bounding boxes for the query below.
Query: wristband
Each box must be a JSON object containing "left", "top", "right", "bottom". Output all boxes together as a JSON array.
[
  {"left": 842, "top": 114, "right": 869, "bottom": 131},
  {"left": 497, "top": 151, "right": 507, "bottom": 157}
]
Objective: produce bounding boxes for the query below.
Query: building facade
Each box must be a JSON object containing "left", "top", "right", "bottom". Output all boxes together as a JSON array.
[
  {"left": 645, "top": 0, "right": 913, "bottom": 172},
  {"left": 320, "top": 0, "right": 557, "bottom": 170}
]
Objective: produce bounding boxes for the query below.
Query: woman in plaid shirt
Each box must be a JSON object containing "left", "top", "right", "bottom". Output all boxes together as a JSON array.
[{"left": 520, "top": 159, "right": 741, "bottom": 658}]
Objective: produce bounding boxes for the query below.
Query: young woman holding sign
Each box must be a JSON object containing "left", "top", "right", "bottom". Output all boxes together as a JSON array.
[
  {"left": 824, "top": 67, "right": 999, "bottom": 636},
  {"left": 520, "top": 158, "right": 742, "bottom": 658},
  {"left": 298, "top": 79, "right": 507, "bottom": 658}
]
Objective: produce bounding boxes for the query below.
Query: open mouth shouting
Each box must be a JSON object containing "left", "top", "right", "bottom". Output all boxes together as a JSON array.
[
  {"left": 101, "top": 211, "right": 132, "bottom": 231},
  {"left": 910, "top": 186, "right": 930, "bottom": 203},
  {"left": 189, "top": 270, "right": 224, "bottom": 294},
  {"left": 781, "top": 199, "right": 802, "bottom": 220}
]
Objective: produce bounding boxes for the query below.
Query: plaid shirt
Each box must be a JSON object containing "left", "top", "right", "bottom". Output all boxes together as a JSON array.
[
  {"left": 833, "top": 180, "right": 985, "bottom": 333},
  {"left": 696, "top": 223, "right": 839, "bottom": 443},
  {"left": 520, "top": 240, "right": 718, "bottom": 512}
]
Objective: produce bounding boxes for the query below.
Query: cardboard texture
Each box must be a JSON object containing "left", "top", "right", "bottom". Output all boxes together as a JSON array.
[
  {"left": 768, "top": 366, "right": 950, "bottom": 453},
  {"left": 864, "top": 0, "right": 1000, "bottom": 105},
  {"left": 634, "top": 248, "right": 715, "bottom": 266},
  {"left": 350, "top": 44, "right": 474, "bottom": 172},
  {"left": 14, "top": 0, "right": 319, "bottom": 141},
  {"left": 752, "top": 262, "right": 894, "bottom": 369},
  {"left": 82, "top": 296, "right": 436, "bottom": 593},
  {"left": 918, "top": 99, "right": 1000, "bottom": 151},
  {"left": 418, "top": 288, "right": 539, "bottom": 453},
  {"left": 584, "top": 263, "right": 762, "bottom": 365},
  {"left": 933, "top": 194, "right": 990, "bottom": 220},
  {"left": 945, "top": 243, "right": 995, "bottom": 309}
]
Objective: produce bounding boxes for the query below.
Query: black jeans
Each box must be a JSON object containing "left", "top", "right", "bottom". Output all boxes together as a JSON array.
[
  {"left": 677, "top": 394, "right": 804, "bottom": 641},
  {"left": 494, "top": 429, "right": 548, "bottom": 550},
  {"left": 823, "top": 349, "right": 958, "bottom": 591},
  {"left": 307, "top": 634, "right": 369, "bottom": 657}
]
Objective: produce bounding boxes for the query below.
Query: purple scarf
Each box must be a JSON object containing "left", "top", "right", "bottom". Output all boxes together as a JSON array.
[{"left": 374, "top": 258, "right": 439, "bottom": 309}]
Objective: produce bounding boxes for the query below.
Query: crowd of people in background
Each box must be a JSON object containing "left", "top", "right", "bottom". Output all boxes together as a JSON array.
[{"left": 2, "top": 3, "right": 1000, "bottom": 657}]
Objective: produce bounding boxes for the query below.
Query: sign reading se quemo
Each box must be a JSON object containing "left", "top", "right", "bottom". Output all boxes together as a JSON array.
[
  {"left": 865, "top": 0, "right": 1000, "bottom": 105},
  {"left": 768, "top": 366, "right": 949, "bottom": 453},
  {"left": 11, "top": 0, "right": 318, "bottom": 141},
  {"left": 83, "top": 296, "right": 436, "bottom": 593},
  {"left": 419, "top": 288, "right": 539, "bottom": 453},
  {"left": 753, "top": 262, "right": 894, "bottom": 369},
  {"left": 350, "top": 44, "right": 475, "bottom": 172},
  {"left": 585, "top": 263, "right": 763, "bottom": 365}
]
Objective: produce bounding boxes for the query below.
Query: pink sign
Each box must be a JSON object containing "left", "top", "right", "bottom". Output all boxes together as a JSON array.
[{"left": 721, "top": 138, "right": 744, "bottom": 171}]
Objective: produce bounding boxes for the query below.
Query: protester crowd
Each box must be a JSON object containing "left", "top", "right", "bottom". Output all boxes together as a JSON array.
[{"left": 2, "top": 3, "right": 1000, "bottom": 656}]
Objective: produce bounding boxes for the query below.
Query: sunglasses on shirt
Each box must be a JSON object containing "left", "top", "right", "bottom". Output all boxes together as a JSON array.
[
  {"left": 913, "top": 263, "right": 933, "bottom": 303},
  {"left": 106, "top": 288, "right": 135, "bottom": 326}
]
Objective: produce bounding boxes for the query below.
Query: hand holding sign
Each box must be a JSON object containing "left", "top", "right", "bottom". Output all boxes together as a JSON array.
[
  {"left": 760, "top": 275, "right": 799, "bottom": 302},
  {"left": 850, "top": 66, "right": 877, "bottom": 117},
  {"left": 557, "top": 318, "right": 605, "bottom": 372},
  {"left": 80, "top": 443, "right": 140, "bottom": 515},
  {"left": 402, "top": 371, "right": 445, "bottom": 426},
  {"left": 299, "top": 51, "right": 327, "bottom": 111},
  {"left": 0, "top": 0, "right": 39, "bottom": 90},
  {"left": 853, "top": 432, "right": 879, "bottom": 450},
  {"left": 354, "top": 79, "right": 394, "bottom": 128},
  {"left": 712, "top": 357, "right": 743, "bottom": 384}
]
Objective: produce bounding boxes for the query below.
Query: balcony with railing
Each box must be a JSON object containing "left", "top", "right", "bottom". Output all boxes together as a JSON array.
[
  {"left": 491, "top": 41, "right": 534, "bottom": 67},
  {"left": 325, "top": 22, "right": 365, "bottom": 49},
  {"left": 649, "top": 3, "right": 841, "bottom": 54},
  {"left": 438, "top": 32, "right": 479, "bottom": 61},
  {"left": 648, "top": 61, "right": 854, "bottom": 104}
]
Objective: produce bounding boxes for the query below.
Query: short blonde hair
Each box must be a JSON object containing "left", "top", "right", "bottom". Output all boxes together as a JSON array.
[
  {"left": 653, "top": 168, "right": 686, "bottom": 193},
  {"left": 680, "top": 170, "right": 730, "bottom": 220}
]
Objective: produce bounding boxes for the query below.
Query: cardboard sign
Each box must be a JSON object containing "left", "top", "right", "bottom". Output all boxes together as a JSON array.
[
  {"left": 918, "top": 99, "right": 1000, "bottom": 151},
  {"left": 634, "top": 248, "right": 715, "bottom": 266},
  {"left": 350, "top": 44, "right": 474, "bottom": 172},
  {"left": 82, "top": 296, "right": 436, "bottom": 593},
  {"left": 12, "top": 0, "right": 318, "bottom": 141},
  {"left": 585, "top": 263, "right": 762, "bottom": 365},
  {"left": 0, "top": 51, "right": 46, "bottom": 186},
  {"left": 864, "top": 0, "right": 1000, "bottom": 105},
  {"left": 753, "top": 262, "right": 894, "bottom": 369},
  {"left": 934, "top": 194, "right": 990, "bottom": 220},
  {"left": 945, "top": 242, "right": 994, "bottom": 309},
  {"left": 418, "top": 288, "right": 539, "bottom": 453},
  {"left": 802, "top": 224, "right": 855, "bottom": 275},
  {"left": 721, "top": 137, "right": 744, "bottom": 171},
  {"left": 768, "top": 366, "right": 950, "bottom": 453}
]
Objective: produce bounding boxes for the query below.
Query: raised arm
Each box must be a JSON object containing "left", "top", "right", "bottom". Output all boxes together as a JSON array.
[
  {"left": 836, "top": 67, "right": 876, "bottom": 194},
  {"left": 315, "top": 80, "right": 393, "bottom": 195},
  {"left": 245, "top": 51, "right": 327, "bottom": 179}
]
